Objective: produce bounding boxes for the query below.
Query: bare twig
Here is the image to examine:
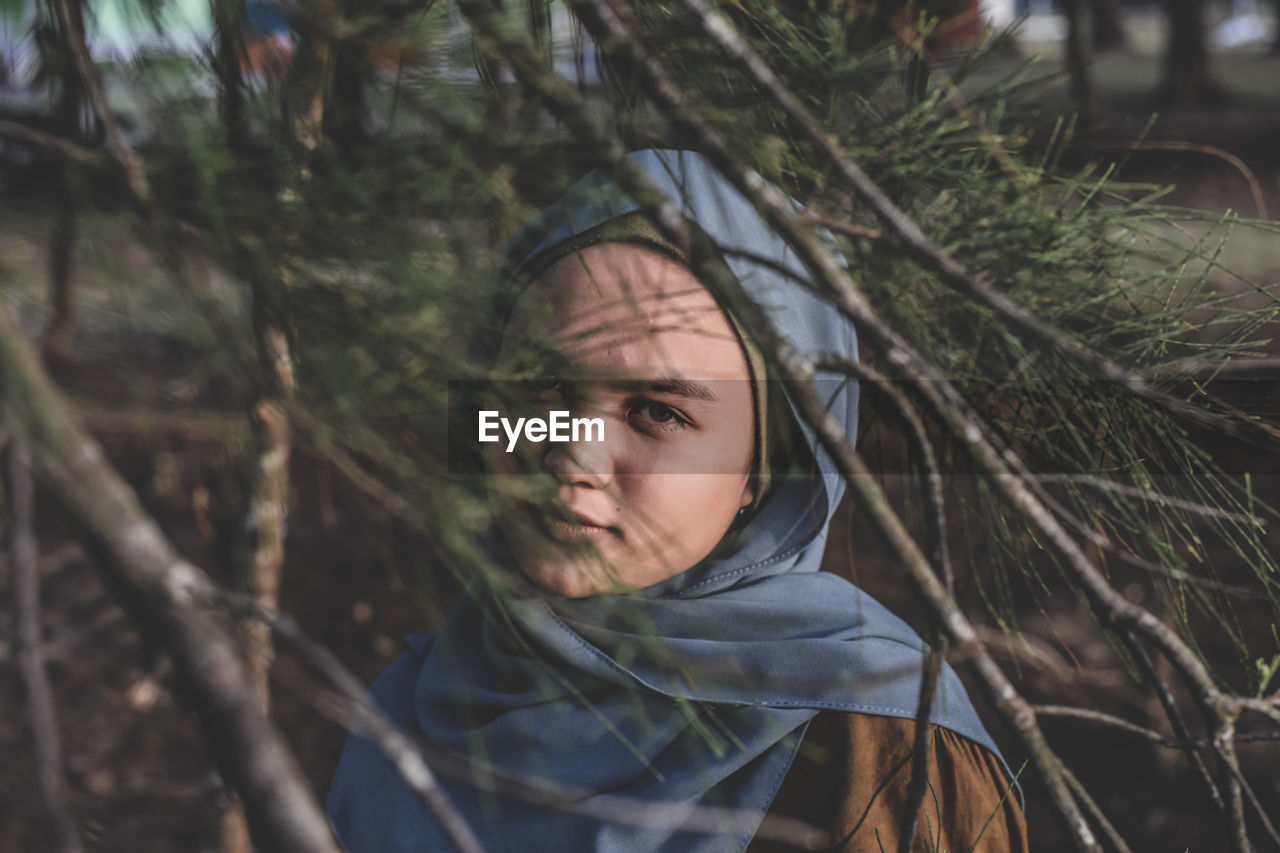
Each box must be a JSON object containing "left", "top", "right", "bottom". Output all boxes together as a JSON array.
[
  {"left": 1086, "top": 140, "right": 1268, "bottom": 220},
  {"left": 220, "top": 8, "right": 337, "bottom": 846},
  {"left": 0, "top": 120, "right": 108, "bottom": 166},
  {"left": 674, "top": 0, "right": 1280, "bottom": 449},
  {"left": 818, "top": 350, "right": 954, "bottom": 853},
  {"left": 902, "top": 647, "right": 944, "bottom": 853},
  {"left": 229, "top": 594, "right": 830, "bottom": 850},
  {"left": 1141, "top": 356, "right": 1280, "bottom": 380},
  {"left": 1119, "top": 631, "right": 1227, "bottom": 817},
  {"left": 1028, "top": 474, "right": 1266, "bottom": 526},
  {"left": 1217, "top": 737, "right": 1280, "bottom": 849},
  {"left": 6, "top": 440, "right": 86, "bottom": 853},
  {"left": 1033, "top": 705, "right": 1280, "bottom": 748},
  {"left": 1058, "top": 763, "right": 1136, "bottom": 853},
  {"left": 457, "top": 2, "right": 1099, "bottom": 846},
  {"left": 48, "top": 0, "right": 151, "bottom": 204},
  {"left": 0, "top": 309, "right": 339, "bottom": 853},
  {"left": 222, "top": 597, "right": 485, "bottom": 853}
]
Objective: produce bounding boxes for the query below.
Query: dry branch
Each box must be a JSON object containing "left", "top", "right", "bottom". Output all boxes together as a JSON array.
[
  {"left": 455, "top": 2, "right": 1101, "bottom": 848},
  {"left": 230, "top": 594, "right": 830, "bottom": 850},
  {"left": 456, "top": 3, "right": 1280, "bottom": 848},
  {"left": 0, "top": 120, "right": 108, "bottom": 166},
  {"left": 6, "top": 440, "right": 86, "bottom": 853},
  {"left": 47, "top": 0, "right": 151, "bottom": 204},
  {"left": 0, "top": 309, "right": 340, "bottom": 853},
  {"left": 673, "top": 0, "right": 1277, "bottom": 449}
]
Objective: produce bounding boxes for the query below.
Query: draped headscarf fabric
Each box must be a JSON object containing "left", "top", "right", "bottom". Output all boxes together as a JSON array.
[{"left": 327, "top": 149, "right": 1008, "bottom": 852}]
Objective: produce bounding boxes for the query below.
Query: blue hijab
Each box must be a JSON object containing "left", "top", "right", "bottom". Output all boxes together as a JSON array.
[{"left": 327, "top": 150, "right": 1007, "bottom": 852}]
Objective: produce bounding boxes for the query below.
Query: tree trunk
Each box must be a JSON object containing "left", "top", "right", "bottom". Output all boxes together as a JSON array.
[
  {"left": 212, "top": 0, "right": 248, "bottom": 152},
  {"left": 1062, "top": 0, "right": 1096, "bottom": 122},
  {"left": 43, "top": 179, "right": 76, "bottom": 366},
  {"left": 8, "top": 442, "right": 86, "bottom": 853},
  {"left": 1161, "top": 0, "right": 1213, "bottom": 105},
  {"left": 1086, "top": 0, "right": 1125, "bottom": 50}
]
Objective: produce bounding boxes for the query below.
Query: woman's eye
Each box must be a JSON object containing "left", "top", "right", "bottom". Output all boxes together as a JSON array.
[
  {"left": 531, "top": 376, "right": 566, "bottom": 396},
  {"left": 630, "top": 401, "right": 689, "bottom": 432}
]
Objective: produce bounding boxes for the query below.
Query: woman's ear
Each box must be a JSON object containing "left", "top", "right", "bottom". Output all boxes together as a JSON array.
[{"left": 738, "top": 479, "right": 755, "bottom": 510}]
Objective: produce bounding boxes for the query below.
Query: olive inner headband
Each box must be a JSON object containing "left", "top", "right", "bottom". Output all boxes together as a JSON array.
[{"left": 516, "top": 211, "right": 773, "bottom": 509}]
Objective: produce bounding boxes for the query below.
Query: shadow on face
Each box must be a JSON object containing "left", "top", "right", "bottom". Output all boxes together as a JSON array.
[{"left": 486, "top": 243, "right": 758, "bottom": 597}]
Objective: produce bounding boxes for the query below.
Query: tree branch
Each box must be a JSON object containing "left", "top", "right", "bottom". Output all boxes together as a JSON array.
[
  {"left": 674, "top": 0, "right": 1280, "bottom": 449},
  {"left": 6, "top": 440, "right": 86, "bottom": 853},
  {"left": 48, "top": 0, "right": 151, "bottom": 204},
  {"left": 219, "top": 598, "right": 486, "bottom": 853},
  {"left": 0, "top": 309, "right": 339, "bottom": 853},
  {"left": 229, "top": 593, "right": 831, "bottom": 850},
  {"left": 1033, "top": 705, "right": 1280, "bottom": 748},
  {"left": 456, "top": 1, "right": 1101, "bottom": 847},
  {"left": 0, "top": 120, "right": 108, "bottom": 166}
]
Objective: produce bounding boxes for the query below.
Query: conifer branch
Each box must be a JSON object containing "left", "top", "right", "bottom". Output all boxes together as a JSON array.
[
  {"left": 671, "top": 0, "right": 1280, "bottom": 449},
  {"left": 577, "top": 0, "right": 1250, "bottom": 767},
  {"left": 454, "top": 2, "right": 1100, "bottom": 847},
  {"left": 459, "top": 3, "right": 1278, "bottom": 848}
]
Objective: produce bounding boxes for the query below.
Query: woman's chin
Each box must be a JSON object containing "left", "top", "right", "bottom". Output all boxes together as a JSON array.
[{"left": 518, "top": 559, "right": 632, "bottom": 599}]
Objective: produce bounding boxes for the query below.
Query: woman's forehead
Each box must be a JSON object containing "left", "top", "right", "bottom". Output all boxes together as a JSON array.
[
  {"left": 503, "top": 243, "right": 750, "bottom": 378},
  {"left": 529, "top": 243, "right": 710, "bottom": 309}
]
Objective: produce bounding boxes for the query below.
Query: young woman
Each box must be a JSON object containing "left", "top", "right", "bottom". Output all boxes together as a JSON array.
[{"left": 326, "top": 149, "right": 1028, "bottom": 851}]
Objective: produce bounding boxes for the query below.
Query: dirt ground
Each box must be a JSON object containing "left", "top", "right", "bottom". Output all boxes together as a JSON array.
[{"left": 3, "top": 39, "right": 1280, "bottom": 853}]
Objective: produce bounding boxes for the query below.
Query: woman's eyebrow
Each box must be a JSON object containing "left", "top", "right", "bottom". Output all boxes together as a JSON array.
[{"left": 612, "top": 376, "right": 719, "bottom": 401}]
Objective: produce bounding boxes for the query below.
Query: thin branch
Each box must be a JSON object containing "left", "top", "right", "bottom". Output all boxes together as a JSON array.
[
  {"left": 901, "top": 647, "right": 943, "bottom": 853},
  {"left": 823, "top": 356, "right": 953, "bottom": 853},
  {"left": 1085, "top": 140, "right": 1268, "bottom": 220},
  {"left": 675, "top": 0, "right": 1280, "bottom": 449},
  {"left": 0, "top": 119, "right": 108, "bottom": 166},
  {"left": 829, "top": 358, "right": 956, "bottom": 593},
  {"left": 48, "top": 0, "right": 151, "bottom": 204},
  {"left": 1058, "top": 762, "right": 1136, "bottom": 853},
  {"left": 458, "top": 2, "right": 1100, "bottom": 847},
  {"left": 1216, "top": 736, "right": 1280, "bottom": 849},
  {"left": 1032, "top": 705, "right": 1280, "bottom": 748},
  {"left": 6, "top": 440, "right": 86, "bottom": 853},
  {"left": 229, "top": 594, "right": 831, "bottom": 850},
  {"left": 1028, "top": 474, "right": 1267, "bottom": 526},
  {"left": 1214, "top": 718, "right": 1252, "bottom": 853},
  {"left": 220, "top": 596, "right": 486, "bottom": 853},
  {"left": 1142, "top": 356, "right": 1280, "bottom": 380},
  {"left": 1119, "top": 631, "right": 1227, "bottom": 815},
  {"left": 0, "top": 309, "right": 339, "bottom": 853}
]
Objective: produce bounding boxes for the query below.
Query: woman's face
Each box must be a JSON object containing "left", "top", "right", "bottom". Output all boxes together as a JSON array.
[{"left": 488, "top": 242, "right": 756, "bottom": 598}]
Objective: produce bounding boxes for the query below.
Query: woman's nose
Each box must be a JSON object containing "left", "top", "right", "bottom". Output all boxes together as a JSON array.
[{"left": 542, "top": 435, "right": 614, "bottom": 488}]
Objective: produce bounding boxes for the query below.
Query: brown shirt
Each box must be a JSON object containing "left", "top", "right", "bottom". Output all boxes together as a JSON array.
[{"left": 747, "top": 712, "right": 1029, "bottom": 852}]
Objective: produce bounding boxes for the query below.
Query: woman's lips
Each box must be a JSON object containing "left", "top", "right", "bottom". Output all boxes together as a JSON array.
[
  {"left": 545, "top": 511, "right": 621, "bottom": 542},
  {"left": 548, "top": 519, "right": 614, "bottom": 541}
]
